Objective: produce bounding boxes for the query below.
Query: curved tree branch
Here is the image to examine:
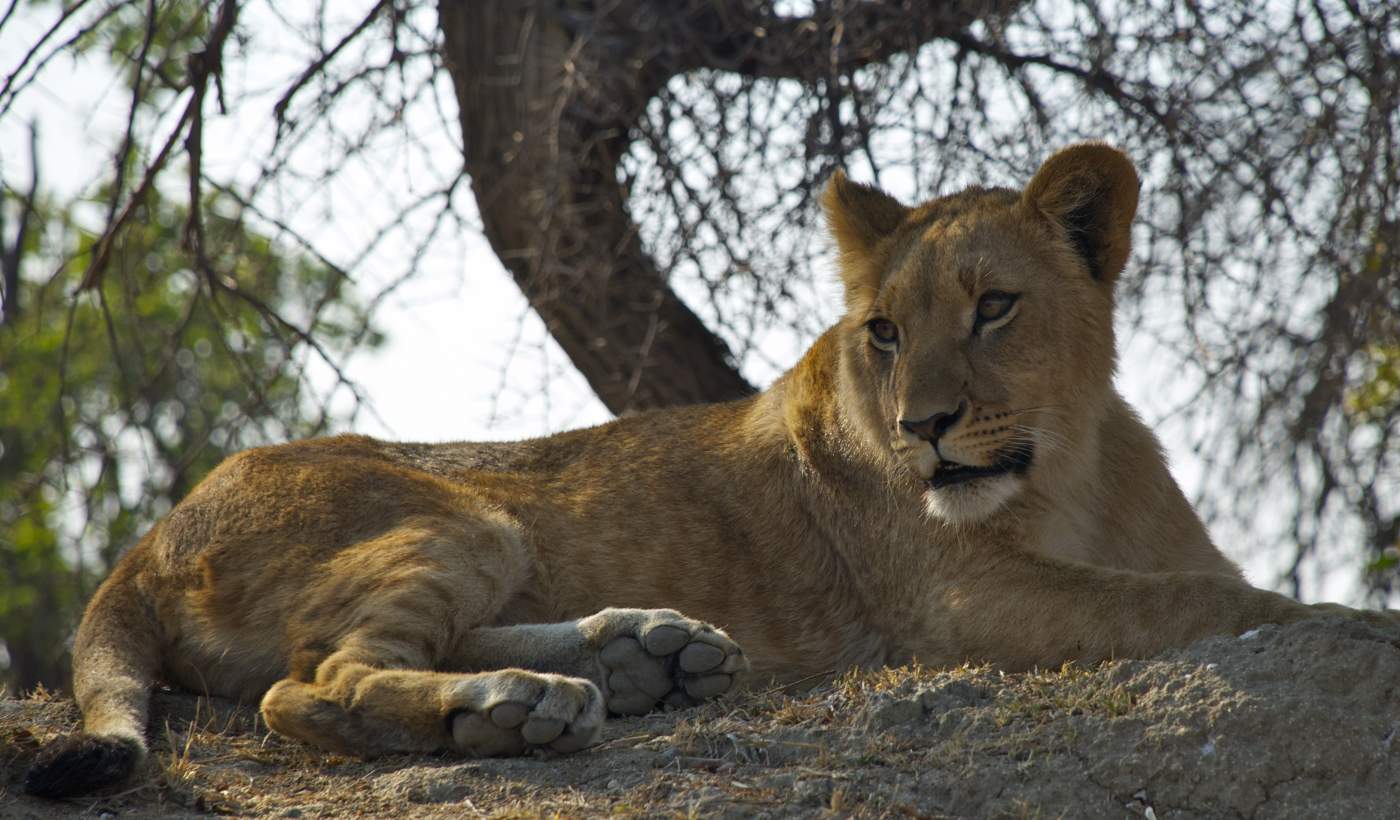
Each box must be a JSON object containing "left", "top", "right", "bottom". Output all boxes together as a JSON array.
[
  {"left": 641, "top": 0, "right": 1020, "bottom": 80},
  {"left": 439, "top": 0, "right": 756, "bottom": 414},
  {"left": 437, "top": 0, "right": 1018, "bottom": 414}
]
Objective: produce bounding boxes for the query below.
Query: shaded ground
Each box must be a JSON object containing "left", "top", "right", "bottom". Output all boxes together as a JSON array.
[{"left": 3, "top": 617, "right": 1399, "bottom": 818}]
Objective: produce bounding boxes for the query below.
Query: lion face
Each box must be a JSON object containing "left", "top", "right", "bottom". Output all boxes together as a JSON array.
[{"left": 824, "top": 145, "right": 1140, "bottom": 523}]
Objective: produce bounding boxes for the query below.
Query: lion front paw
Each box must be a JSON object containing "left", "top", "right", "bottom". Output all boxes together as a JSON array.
[
  {"left": 581, "top": 608, "right": 748, "bottom": 715},
  {"left": 1308, "top": 602, "right": 1400, "bottom": 631}
]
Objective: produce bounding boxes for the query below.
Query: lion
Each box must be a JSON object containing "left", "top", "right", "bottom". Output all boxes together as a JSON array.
[{"left": 26, "top": 143, "right": 1396, "bottom": 798}]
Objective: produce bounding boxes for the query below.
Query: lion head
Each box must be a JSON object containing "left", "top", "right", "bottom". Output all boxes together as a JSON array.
[{"left": 823, "top": 144, "right": 1140, "bottom": 523}]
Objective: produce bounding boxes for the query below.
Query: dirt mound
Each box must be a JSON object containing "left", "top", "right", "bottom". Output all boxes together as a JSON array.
[{"left": 4, "top": 616, "right": 1398, "bottom": 818}]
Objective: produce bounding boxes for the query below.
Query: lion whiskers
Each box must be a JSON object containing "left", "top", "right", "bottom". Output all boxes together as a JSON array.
[{"left": 1008, "top": 423, "right": 1071, "bottom": 460}]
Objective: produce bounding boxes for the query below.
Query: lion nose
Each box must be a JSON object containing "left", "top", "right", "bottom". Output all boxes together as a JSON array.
[{"left": 899, "top": 401, "right": 967, "bottom": 443}]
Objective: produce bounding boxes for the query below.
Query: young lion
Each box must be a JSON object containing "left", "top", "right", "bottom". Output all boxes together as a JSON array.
[{"left": 27, "top": 143, "right": 1396, "bottom": 797}]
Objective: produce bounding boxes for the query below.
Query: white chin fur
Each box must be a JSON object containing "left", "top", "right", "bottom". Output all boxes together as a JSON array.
[{"left": 922, "top": 475, "right": 1020, "bottom": 523}]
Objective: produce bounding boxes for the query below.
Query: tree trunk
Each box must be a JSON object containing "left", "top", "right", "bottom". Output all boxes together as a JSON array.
[
  {"left": 437, "top": 0, "right": 754, "bottom": 414},
  {"left": 436, "top": 0, "right": 1010, "bottom": 413}
]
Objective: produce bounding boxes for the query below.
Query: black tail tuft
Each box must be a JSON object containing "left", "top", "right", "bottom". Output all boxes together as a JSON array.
[{"left": 24, "top": 734, "right": 142, "bottom": 798}]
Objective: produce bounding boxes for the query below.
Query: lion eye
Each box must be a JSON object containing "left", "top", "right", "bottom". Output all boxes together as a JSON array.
[
  {"left": 975, "top": 291, "right": 1019, "bottom": 329},
  {"left": 867, "top": 318, "right": 899, "bottom": 350}
]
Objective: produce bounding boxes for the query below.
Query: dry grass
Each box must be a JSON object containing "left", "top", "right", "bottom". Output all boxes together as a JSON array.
[
  {"left": 0, "top": 665, "right": 1109, "bottom": 817},
  {"left": 5, "top": 621, "right": 1399, "bottom": 818}
]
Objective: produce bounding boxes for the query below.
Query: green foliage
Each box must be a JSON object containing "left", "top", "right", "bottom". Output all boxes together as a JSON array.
[
  {"left": 0, "top": 186, "right": 379, "bottom": 693},
  {"left": 1346, "top": 345, "right": 1399, "bottom": 425},
  {"left": 1366, "top": 550, "right": 1399, "bottom": 575},
  {"left": 58, "top": 0, "right": 212, "bottom": 96},
  {"left": 0, "top": 0, "right": 385, "bottom": 696}
]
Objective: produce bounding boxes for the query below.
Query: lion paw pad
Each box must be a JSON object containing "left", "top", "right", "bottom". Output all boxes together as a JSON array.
[
  {"left": 450, "top": 672, "right": 603, "bottom": 756},
  {"left": 593, "top": 611, "right": 747, "bottom": 715}
]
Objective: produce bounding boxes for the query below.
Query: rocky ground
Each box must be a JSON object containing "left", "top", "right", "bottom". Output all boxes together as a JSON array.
[{"left": 3, "top": 617, "right": 1399, "bottom": 818}]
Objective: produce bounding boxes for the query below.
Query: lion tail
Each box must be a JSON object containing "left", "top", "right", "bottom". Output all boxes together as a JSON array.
[{"left": 25, "top": 562, "right": 160, "bottom": 798}]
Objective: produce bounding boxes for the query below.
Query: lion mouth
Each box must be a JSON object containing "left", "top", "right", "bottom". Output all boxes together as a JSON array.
[{"left": 928, "top": 447, "right": 1033, "bottom": 490}]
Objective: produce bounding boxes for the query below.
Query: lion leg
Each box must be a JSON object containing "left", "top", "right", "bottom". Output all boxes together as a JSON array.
[
  {"left": 450, "top": 608, "right": 749, "bottom": 715},
  {"left": 258, "top": 516, "right": 605, "bottom": 757},
  {"left": 935, "top": 551, "right": 1400, "bottom": 670},
  {"left": 260, "top": 639, "right": 603, "bottom": 757}
]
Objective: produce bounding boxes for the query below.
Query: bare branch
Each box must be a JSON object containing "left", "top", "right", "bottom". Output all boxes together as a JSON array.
[
  {"left": 0, "top": 120, "right": 37, "bottom": 320},
  {"left": 655, "top": 0, "right": 1020, "bottom": 80},
  {"left": 79, "top": 0, "right": 240, "bottom": 292},
  {"left": 271, "top": 0, "right": 392, "bottom": 135}
]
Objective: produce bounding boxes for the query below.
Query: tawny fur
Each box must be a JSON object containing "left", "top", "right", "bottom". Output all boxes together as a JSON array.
[{"left": 31, "top": 144, "right": 1398, "bottom": 796}]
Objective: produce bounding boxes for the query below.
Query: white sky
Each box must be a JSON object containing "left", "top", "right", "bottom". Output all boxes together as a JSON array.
[{"left": 0, "top": 1, "right": 1358, "bottom": 604}]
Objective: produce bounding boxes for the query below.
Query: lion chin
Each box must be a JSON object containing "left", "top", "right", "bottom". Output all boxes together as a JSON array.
[
  {"left": 922, "top": 473, "right": 1022, "bottom": 523},
  {"left": 917, "top": 446, "right": 1035, "bottom": 524}
]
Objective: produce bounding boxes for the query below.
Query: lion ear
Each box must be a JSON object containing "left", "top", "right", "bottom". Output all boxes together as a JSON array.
[
  {"left": 822, "top": 170, "right": 908, "bottom": 307},
  {"left": 1022, "top": 143, "right": 1140, "bottom": 283}
]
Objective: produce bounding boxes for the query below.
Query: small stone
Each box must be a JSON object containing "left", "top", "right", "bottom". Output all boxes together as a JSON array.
[
  {"left": 919, "top": 680, "right": 983, "bottom": 712},
  {"left": 794, "top": 778, "right": 833, "bottom": 806},
  {"left": 866, "top": 694, "right": 923, "bottom": 729},
  {"left": 654, "top": 747, "right": 680, "bottom": 768}
]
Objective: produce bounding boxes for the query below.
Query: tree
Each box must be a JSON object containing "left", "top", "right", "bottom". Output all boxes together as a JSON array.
[
  {"left": 0, "top": 1, "right": 382, "bottom": 692},
  {"left": 0, "top": 180, "right": 379, "bottom": 693},
  {"left": 0, "top": 0, "right": 1395, "bottom": 694},
  {"left": 439, "top": 1, "right": 1014, "bottom": 411}
]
